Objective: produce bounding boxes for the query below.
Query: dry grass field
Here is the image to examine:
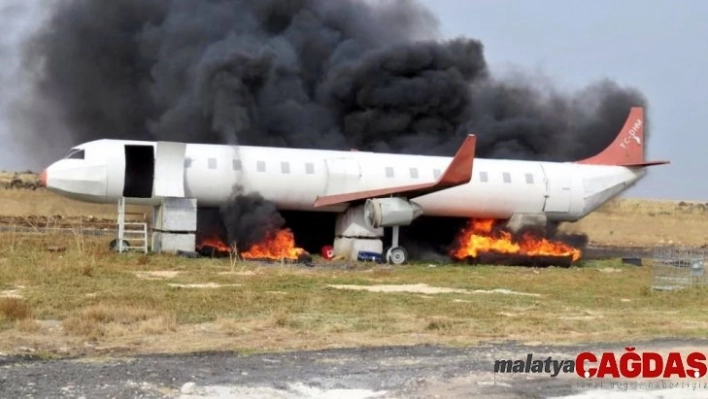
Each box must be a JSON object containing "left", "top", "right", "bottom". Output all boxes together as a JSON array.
[
  {"left": 1, "top": 233, "right": 708, "bottom": 359},
  {"left": 1, "top": 171, "right": 707, "bottom": 358},
  {"left": 561, "top": 198, "right": 708, "bottom": 248}
]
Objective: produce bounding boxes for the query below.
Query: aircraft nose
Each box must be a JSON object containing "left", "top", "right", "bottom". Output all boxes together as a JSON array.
[{"left": 40, "top": 169, "right": 47, "bottom": 187}]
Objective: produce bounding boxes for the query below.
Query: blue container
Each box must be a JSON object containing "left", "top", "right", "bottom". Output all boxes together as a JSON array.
[{"left": 357, "top": 251, "right": 383, "bottom": 263}]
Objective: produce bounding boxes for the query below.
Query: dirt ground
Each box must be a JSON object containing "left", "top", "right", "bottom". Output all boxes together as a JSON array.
[{"left": 2, "top": 339, "right": 708, "bottom": 398}]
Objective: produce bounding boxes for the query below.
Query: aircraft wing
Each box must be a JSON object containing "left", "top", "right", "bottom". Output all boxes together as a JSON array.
[{"left": 313, "top": 135, "right": 476, "bottom": 208}]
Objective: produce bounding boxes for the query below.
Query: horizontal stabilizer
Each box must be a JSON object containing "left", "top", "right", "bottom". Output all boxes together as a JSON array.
[
  {"left": 313, "top": 135, "right": 476, "bottom": 208},
  {"left": 620, "top": 160, "right": 670, "bottom": 167}
]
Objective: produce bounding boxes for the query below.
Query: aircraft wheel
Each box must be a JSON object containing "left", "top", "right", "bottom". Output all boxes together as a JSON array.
[
  {"left": 386, "top": 246, "right": 409, "bottom": 265},
  {"left": 109, "top": 239, "right": 130, "bottom": 253}
]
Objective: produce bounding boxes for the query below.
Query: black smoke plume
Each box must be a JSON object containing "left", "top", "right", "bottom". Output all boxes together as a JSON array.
[
  {"left": 218, "top": 186, "right": 285, "bottom": 251},
  {"left": 17, "top": 0, "right": 645, "bottom": 252}
]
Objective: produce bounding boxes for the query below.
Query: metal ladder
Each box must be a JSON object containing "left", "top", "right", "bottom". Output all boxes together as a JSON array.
[{"left": 117, "top": 197, "right": 148, "bottom": 253}]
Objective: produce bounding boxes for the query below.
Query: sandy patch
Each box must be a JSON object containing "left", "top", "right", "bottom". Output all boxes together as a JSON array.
[
  {"left": 471, "top": 288, "right": 541, "bottom": 297},
  {"left": 327, "top": 284, "right": 468, "bottom": 295},
  {"left": 134, "top": 271, "right": 181, "bottom": 280},
  {"left": 560, "top": 315, "right": 601, "bottom": 321},
  {"left": 168, "top": 283, "right": 241, "bottom": 289},
  {"left": 598, "top": 268, "right": 623, "bottom": 273},
  {"left": 0, "top": 289, "right": 23, "bottom": 299},
  {"left": 327, "top": 284, "right": 540, "bottom": 297},
  {"left": 218, "top": 271, "right": 257, "bottom": 276}
]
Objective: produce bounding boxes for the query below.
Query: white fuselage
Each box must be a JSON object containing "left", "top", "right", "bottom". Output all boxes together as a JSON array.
[{"left": 44, "top": 139, "right": 645, "bottom": 223}]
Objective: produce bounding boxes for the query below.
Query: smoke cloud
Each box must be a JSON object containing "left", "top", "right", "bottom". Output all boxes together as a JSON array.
[
  {"left": 0, "top": 0, "right": 61, "bottom": 171},
  {"left": 13, "top": 0, "right": 646, "bottom": 252},
  {"left": 218, "top": 186, "right": 285, "bottom": 251},
  {"left": 18, "top": 0, "right": 647, "bottom": 162}
]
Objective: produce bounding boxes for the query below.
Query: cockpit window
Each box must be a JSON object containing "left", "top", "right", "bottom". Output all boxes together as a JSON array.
[{"left": 65, "top": 149, "right": 85, "bottom": 160}]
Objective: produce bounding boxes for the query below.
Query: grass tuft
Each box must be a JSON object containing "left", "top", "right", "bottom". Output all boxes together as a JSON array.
[
  {"left": 425, "top": 317, "right": 454, "bottom": 332},
  {"left": 62, "top": 304, "right": 176, "bottom": 340},
  {"left": 0, "top": 298, "right": 32, "bottom": 321},
  {"left": 16, "top": 318, "right": 40, "bottom": 333}
]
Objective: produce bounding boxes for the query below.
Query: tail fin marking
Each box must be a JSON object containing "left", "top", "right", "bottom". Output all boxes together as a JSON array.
[{"left": 576, "top": 107, "right": 668, "bottom": 167}]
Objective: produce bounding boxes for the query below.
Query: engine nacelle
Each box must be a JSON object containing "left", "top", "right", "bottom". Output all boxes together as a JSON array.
[{"left": 364, "top": 198, "right": 424, "bottom": 229}]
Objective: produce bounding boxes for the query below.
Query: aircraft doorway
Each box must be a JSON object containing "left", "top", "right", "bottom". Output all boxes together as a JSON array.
[{"left": 123, "top": 145, "right": 155, "bottom": 198}]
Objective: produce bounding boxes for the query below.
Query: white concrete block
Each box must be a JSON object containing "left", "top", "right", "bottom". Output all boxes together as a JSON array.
[
  {"left": 152, "top": 232, "right": 195, "bottom": 253},
  {"left": 334, "top": 237, "right": 383, "bottom": 260},
  {"left": 153, "top": 197, "right": 197, "bottom": 232},
  {"left": 334, "top": 205, "right": 383, "bottom": 238}
]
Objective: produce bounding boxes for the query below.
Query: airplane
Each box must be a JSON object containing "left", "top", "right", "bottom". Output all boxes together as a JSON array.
[{"left": 40, "top": 106, "right": 668, "bottom": 264}]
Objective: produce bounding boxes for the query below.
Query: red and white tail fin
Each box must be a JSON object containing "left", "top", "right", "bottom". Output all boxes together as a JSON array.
[{"left": 577, "top": 107, "right": 669, "bottom": 167}]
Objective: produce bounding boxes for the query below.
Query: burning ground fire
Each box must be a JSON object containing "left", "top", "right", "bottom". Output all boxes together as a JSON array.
[
  {"left": 198, "top": 229, "right": 307, "bottom": 261},
  {"left": 449, "top": 219, "right": 582, "bottom": 262},
  {"left": 197, "top": 218, "right": 580, "bottom": 265}
]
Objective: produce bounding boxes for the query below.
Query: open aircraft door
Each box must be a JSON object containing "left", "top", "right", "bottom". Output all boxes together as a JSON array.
[{"left": 153, "top": 141, "right": 186, "bottom": 198}]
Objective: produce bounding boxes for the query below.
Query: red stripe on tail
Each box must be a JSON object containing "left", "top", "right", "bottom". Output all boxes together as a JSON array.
[{"left": 577, "top": 107, "right": 668, "bottom": 167}]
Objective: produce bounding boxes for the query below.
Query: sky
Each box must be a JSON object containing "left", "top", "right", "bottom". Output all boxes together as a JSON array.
[
  {"left": 0, "top": 0, "right": 704, "bottom": 201},
  {"left": 417, "top": 0, "right": 707, "bottom": 200}
]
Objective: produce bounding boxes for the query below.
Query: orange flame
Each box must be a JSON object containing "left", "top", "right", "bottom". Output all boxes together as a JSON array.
[
  {"left": 450, "top": 219, "right": 582, "bottom": 262},
  {"left": 197, "top": 235, "right": 231, "bottom": 253},
  {"left": 241, "top": 228, "right": 306, "bottom": 261},
  {"left": 197, "top": 229, "right": 306, "bottom": 261}
]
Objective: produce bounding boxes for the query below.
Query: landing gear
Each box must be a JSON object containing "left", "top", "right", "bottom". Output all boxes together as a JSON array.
[
  {"left": 386, "top": 246, "right": 409, "bottom": 265},
  {"left": 385, "top": 225, "right": 409, "bottom": 265}
]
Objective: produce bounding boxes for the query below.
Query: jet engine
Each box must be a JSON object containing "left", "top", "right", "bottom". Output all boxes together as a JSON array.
[{"left": 364, "top": 198, "right": 424, "bottom": 229}]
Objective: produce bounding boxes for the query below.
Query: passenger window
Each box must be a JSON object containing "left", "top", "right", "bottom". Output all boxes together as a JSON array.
[
  {"left": 232, "top": 159, "right": 242, "bottom": 171},
  {"left": 208, "top": 158, "right": 217, "bottom": 170},
  {"left": 479, "top": 171, "right": 488, "bottom": 183},
  {"left": 525, "top": 173, "right": 534, "bottom": 184},
  {"left": 257, "top": 161, "right": 266, "bottom": 172},
  {"left": 305, "top": 163, "right": 315, "bottom": 174},
  {"left": 281, "top": 162, "right": 290, "bottom": 174},
  {"left": 503, "top": 172, "right": 511, "bottom": 183},
  {"left": 410, "top": 168, "right": 419, "bottom": 179},
  {"left": 385, "top": 167, "right": 394, "bottom": 178}
]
